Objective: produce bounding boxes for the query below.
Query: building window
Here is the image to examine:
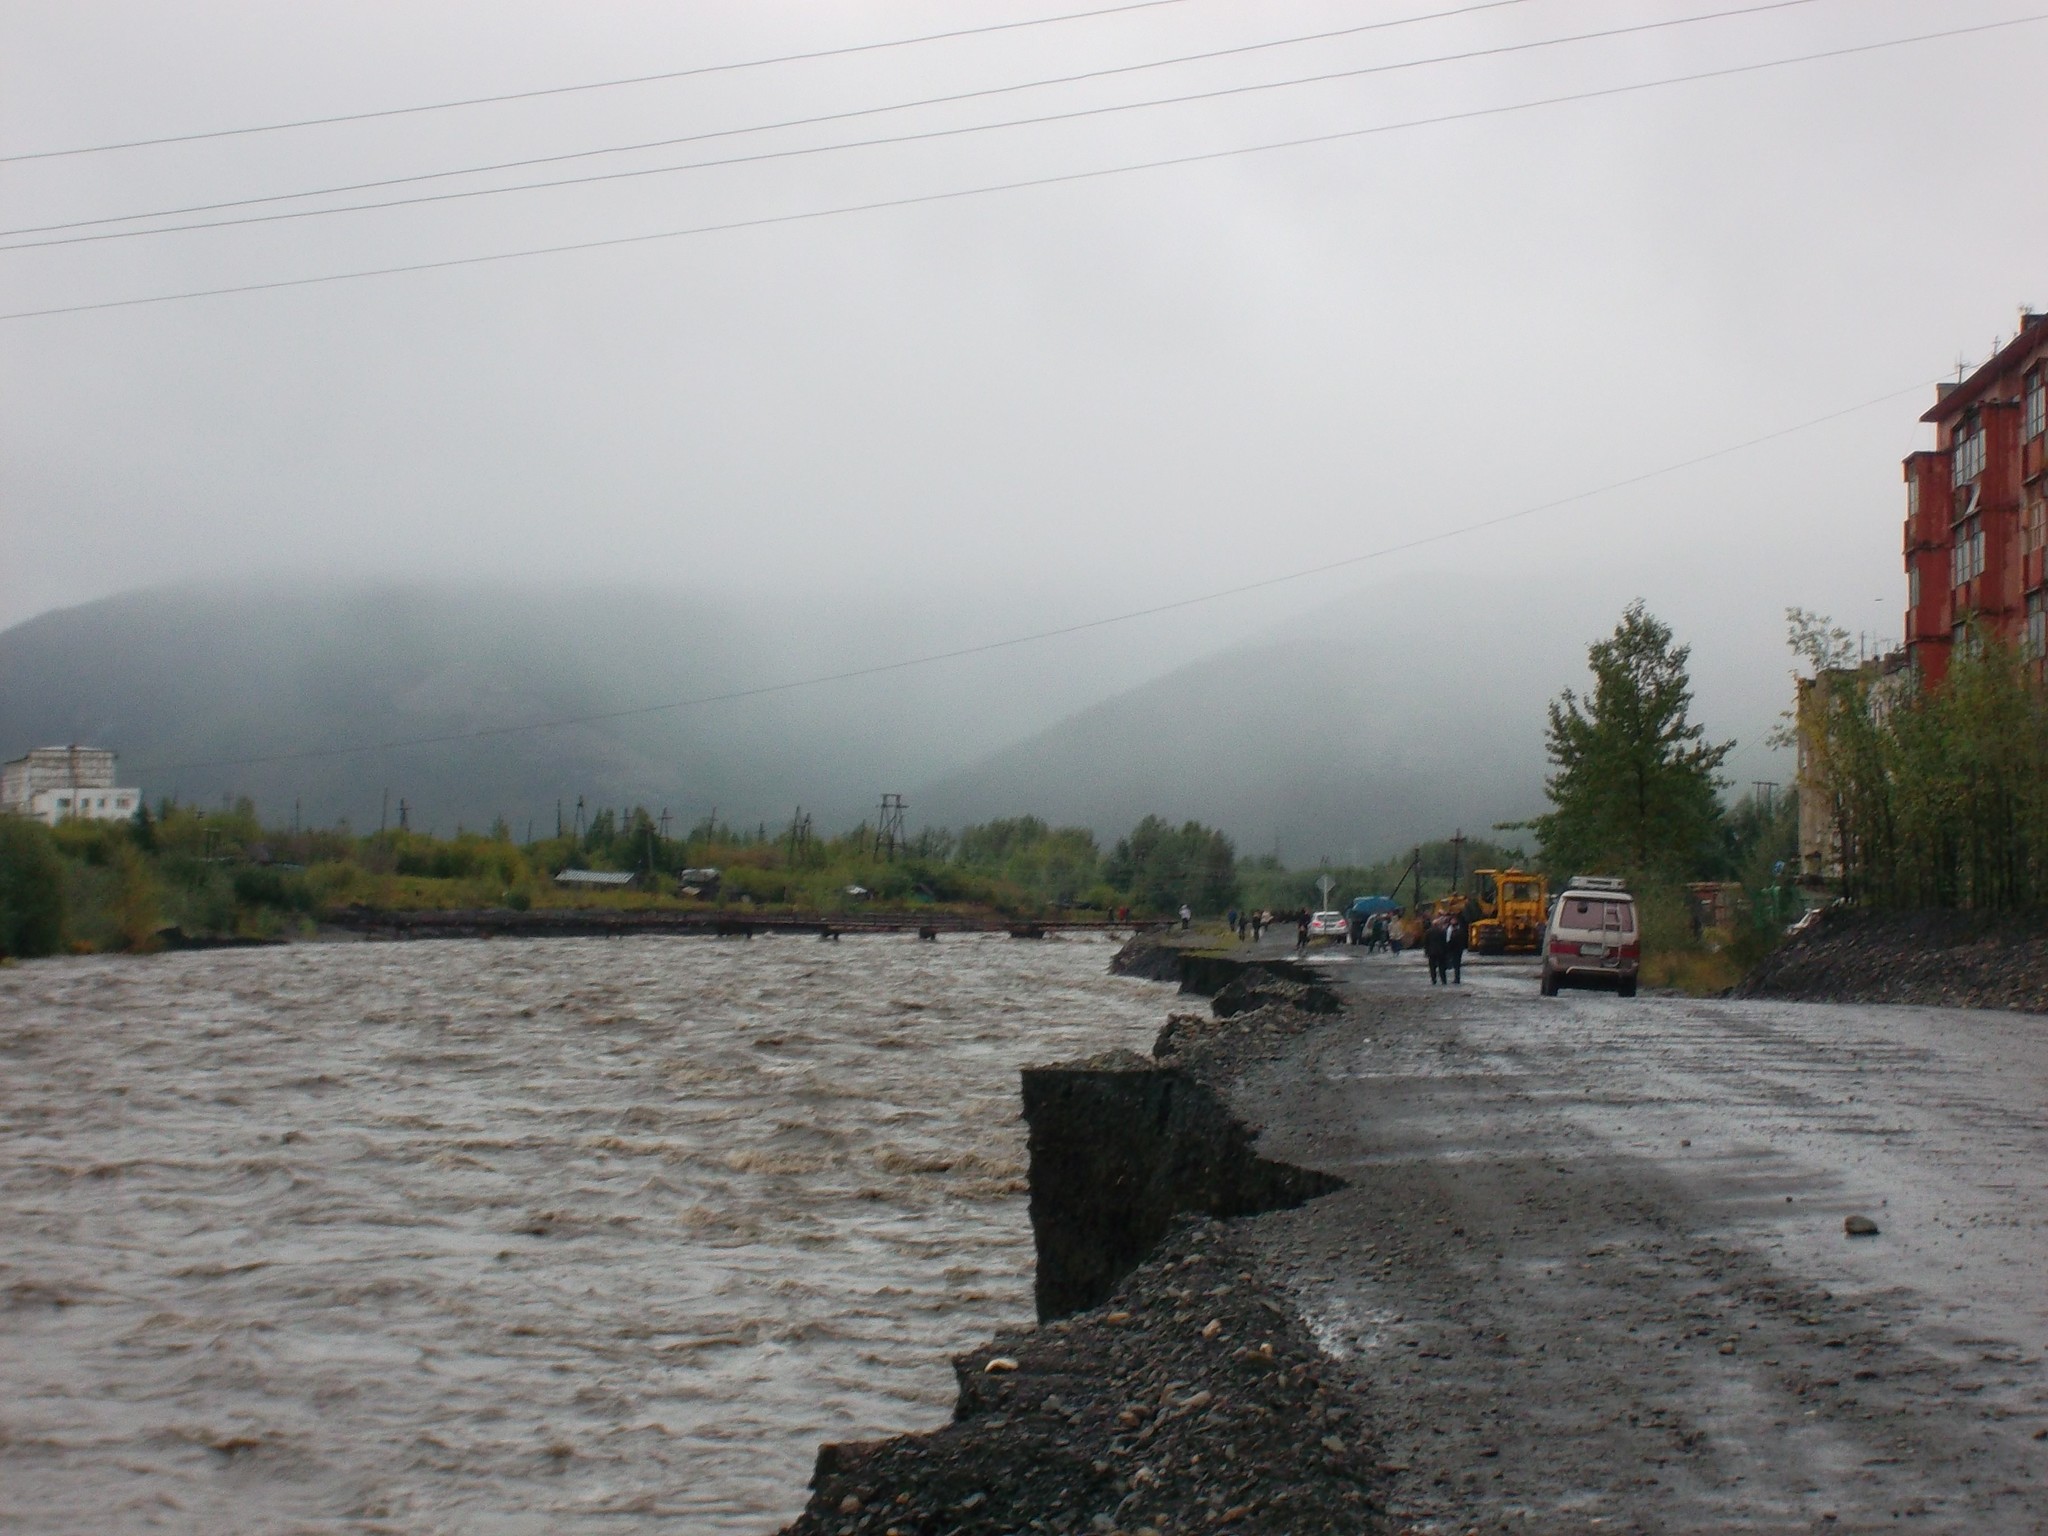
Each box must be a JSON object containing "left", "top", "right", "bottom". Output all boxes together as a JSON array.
[
  {"left": 1909, "top": 567, "right": 1921, "bottom": 609},
  {"left": 1907, "top": 478, "right": 1920, "bottom": 520},
  {"left": 1951, "top": 517, "right": 1986, "bottom": 587},
  {"left": 2028, "top": 369, "right": 2046, "bottom": 441},
  {"left": 2029, "top": 593, "right": 2048, "bottom": 660},
  {"left": 1952, "top": 419, "right": 1985, "bottom": 484},
  {"left": 2026, "top": 491, "right": 2047, "bottom": 556}
]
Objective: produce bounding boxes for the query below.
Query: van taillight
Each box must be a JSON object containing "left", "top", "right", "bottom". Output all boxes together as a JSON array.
[{"left": 1550, "top": 940, "right": 1581, "bottom": 956}]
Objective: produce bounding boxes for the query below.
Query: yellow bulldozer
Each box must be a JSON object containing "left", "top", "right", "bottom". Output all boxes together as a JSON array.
[{"left": 1465, "top": 868, "right": 1550, "bottom": 954}]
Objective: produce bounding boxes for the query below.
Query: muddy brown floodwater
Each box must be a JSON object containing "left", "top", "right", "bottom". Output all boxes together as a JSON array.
[{"left": 0, "top": 933, "right": 1168, "bottom": 1534}]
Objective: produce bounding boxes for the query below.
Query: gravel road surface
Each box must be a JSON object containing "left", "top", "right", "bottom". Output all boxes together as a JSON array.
[{"left": 1239, "top": 947, "right": 2048, "bottom": 1533}]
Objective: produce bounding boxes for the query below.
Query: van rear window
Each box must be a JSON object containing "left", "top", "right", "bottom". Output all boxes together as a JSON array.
[{"left": 1562, "top": 898, "right": 1635, "bottom": 932}]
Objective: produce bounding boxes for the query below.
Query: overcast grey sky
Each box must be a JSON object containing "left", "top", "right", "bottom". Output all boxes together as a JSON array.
[{"left": 4, "top": 0, "right": 2044, "bottom": 758}]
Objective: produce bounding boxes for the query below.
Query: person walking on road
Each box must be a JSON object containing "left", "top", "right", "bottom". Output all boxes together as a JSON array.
[
  {"left": 1179, "top": 904, "right": 1192, "bottom": 931},
  {"left": 1422, "top": 914, "right": 1448, "bottom": 984},
  {"left": 1445, "top": 911, "right": 1468, "bottom": 984},
  {"left": 1295, "top": 909, "right": 1311, "bottom": 953}
]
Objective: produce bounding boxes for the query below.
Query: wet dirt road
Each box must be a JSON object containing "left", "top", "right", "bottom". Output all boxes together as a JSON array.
[{"left": 1244, "top": 949, "right": 2048, "bottom": 1533}]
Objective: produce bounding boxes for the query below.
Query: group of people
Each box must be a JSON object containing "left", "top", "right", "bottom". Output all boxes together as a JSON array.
[
  {"left": 1212, "top": 903, "right": 1465, "bottom": 979},
  {"left": 1354, "top": 911, "right": 1398, "bottom": 952},
  {"left": 1421, "top": 909, "right": 1469, "bottom": 985},
  {"left": 1224, "top": 907, "right": 1271, "bottom": 943}
]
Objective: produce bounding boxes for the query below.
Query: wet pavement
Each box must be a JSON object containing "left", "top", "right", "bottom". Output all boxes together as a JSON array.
[{"left": 1241, "top": 946, "right": 2048, "bottom": 1532}]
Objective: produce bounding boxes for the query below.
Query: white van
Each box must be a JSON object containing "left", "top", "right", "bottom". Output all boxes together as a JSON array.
[{"left": 1539, "top": 877, "right": 1640, "bottom": 997}]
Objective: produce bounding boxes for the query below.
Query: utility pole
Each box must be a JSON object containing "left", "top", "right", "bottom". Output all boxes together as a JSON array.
[
  {"left": 1450, "top": 829, "right": 1467, "bottom": 893},
  {"left": 573, "top": 795, "right": 586, "bottom": 843},
  {"left": 876, "top": 794, "right": 907, "bottom": 861},
  {"left": 380, "top": 788, "right": 389, "bottom": 835},
  {"left": 397, "top": 798, "right": 410, "bottom": 832}
]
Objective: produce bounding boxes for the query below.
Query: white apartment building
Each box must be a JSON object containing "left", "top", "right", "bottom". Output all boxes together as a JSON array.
[{"left": 0, "top": 745, "right": 142, "bottom": 826}]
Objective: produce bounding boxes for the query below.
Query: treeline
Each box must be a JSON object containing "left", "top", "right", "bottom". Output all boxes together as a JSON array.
[
  {"left": 0, "top": 800, "right": 1252, "bottom": 959},
  {"left": 1793, "top": 614, "right": 2048, "bottom": 911}
]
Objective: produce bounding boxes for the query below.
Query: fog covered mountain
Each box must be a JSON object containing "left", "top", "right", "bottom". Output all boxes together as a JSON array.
[
  {"left": 915, "top": 585, "right": 1571, "bottom": 865},
  {"left": 0, "top": 575, "right": 1785, "bottom": 859},
  {"left": 0, "top": 580, "right": 1123, "bottom": 837}
]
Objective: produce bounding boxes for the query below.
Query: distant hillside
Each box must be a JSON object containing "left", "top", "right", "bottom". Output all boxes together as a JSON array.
[
  {"left": 2, "top": 577, "right": 1787, "bottom": 859},
  {"left": 0, "top": 581, "right": 1085, "bottom": 835},
  {"left": 915, "top": 583, "right": 1597, "bottom": 865}
]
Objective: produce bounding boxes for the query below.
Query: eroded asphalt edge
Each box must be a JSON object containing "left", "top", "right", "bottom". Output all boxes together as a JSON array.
[{"left": 1232, "top": 949, "right": 2048, "bottom": 1532}]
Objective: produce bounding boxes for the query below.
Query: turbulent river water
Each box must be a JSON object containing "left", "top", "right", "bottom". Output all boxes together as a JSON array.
[{"left": 0, "top": 933, "right": 1170, "bottom": 1534}]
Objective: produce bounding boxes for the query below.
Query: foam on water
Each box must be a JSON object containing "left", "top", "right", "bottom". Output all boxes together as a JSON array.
[{"left": 0, "top": 933, "right": 1167, "bottom": 1533}]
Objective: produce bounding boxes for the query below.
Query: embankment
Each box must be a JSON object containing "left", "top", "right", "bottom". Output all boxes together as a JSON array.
[
  {"left": 1024, "top": 1051, "right": 1342, "bottom": 1320},
  {"left": 777, "top": 939, "right": 1365, "bottom": 1535},
  {"left": 1734, "top": 907, "right": 2048, "bottom": 1012},
  {"left": 319, "top": 907, "right": 1134, "bottom": 942}
]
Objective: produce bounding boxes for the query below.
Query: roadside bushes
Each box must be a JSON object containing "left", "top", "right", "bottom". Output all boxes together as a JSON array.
[{"left": 1795, "top": 619, "right": 2048, "bottom": 911}]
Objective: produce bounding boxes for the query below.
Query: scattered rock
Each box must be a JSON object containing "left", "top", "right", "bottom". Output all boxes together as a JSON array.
[
  {"left": 781, "top": 1222, "right": 1382, "bottom": 1535},
  {"left": 1844, "top": 1215, "right": 1881, "bottom": 1237}
]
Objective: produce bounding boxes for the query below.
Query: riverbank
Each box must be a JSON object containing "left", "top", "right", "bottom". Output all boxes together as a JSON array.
[
  {"left": 316, "top": 906, "right": 1145, "bottom": 942},
  {"left": 777, "top": 939, "right": 1370, "bottom": 1535},
  {"left": 780, "top": 936, "right": 2048, "bottom": 1532},
  {"left": 1733, "top": 906, "right": 2048, "bottom": 1011}
]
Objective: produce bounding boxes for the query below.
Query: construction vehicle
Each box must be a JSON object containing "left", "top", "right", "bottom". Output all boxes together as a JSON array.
[{"left": 1465, "top": 868, "right": 1550, "bottom": 954}]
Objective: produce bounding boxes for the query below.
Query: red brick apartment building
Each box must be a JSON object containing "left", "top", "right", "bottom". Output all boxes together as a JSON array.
[{"left": 1902, "top": 310, "right": 2048, "bottom": 686}]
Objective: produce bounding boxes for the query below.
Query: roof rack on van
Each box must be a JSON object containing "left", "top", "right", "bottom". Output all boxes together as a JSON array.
[{"left": 1567, "top": 875, "right": 1630, "bottom": 891}]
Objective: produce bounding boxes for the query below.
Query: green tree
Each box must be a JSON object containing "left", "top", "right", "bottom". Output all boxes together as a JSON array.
[
  {"left": 0, "top": 816, "right": 66, "bottom": 959},
  {"left": 1534, "top": 601, "right": 1733, "bottom": 881},
  {"left": 1104, "top": 815, "right": 1238, "bottom": 914}
]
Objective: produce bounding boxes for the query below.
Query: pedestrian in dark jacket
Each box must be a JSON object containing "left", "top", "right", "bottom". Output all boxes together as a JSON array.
[
  {"left": 1422, "top": 916, "right": 1448, "bottom": 984},
  {"left": 1445, "top": 913, "right": 1468, "bottom": 984}
]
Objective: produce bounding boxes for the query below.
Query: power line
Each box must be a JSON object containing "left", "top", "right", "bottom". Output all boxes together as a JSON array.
[
  {"left": 0, "top": 0, "right": 1810, "bottom": 252},
  {"left": 7, "top": 14, "right": 2037, "bottom": 326},
  {"left": 0, "top": 0, "right": 1203, "bottom": 163},
  {"left": 129, "top": 378, "right": 1931, "bottom": 777},
  {"left": 2, "top": 0, "right": 1546, "bottom": 240}
]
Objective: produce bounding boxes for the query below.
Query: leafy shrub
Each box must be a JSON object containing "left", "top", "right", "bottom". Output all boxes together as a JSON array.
[{"left": 0, "top": 816, "right": 65, "bottom": 959}]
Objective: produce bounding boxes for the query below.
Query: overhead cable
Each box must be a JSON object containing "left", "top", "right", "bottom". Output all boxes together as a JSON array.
[
  {"left": 0, "top": 0, "right": 1817, "bottom": 251},
  {"left": 0, "top": 0, "right": 1209, "bottom": 162},
  {"left": 6, "top": 14, "right": 2038, "bottom": 324},
  {"left": 2, "top": 0, "right": 1551, "bottom": 239},
  {"left": 132, "top": 379, "right": 1931, "bottom": 776}
]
